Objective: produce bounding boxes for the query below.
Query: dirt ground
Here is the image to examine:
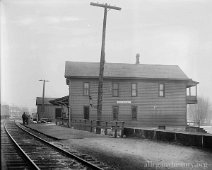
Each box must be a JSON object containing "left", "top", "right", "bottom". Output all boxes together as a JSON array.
[
  {"left": 58, "top": 136, "right": 212, "bottom": 170},
  {"left": 25, "top": 122, "right": 212, "bottom": 170}
]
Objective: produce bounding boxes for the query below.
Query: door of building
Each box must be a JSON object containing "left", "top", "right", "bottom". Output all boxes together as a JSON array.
[
  {"left": 113, "top": 106, "right": 119, "bottom": 120},
  {"left": 84, "top": 106, "right": 89, "bottom": 120},
  {"left": 55, "top": 108, "right": 62, "bottom": 118}
]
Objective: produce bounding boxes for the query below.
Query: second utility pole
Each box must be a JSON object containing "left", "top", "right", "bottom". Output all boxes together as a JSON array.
[
  {"left": 90, "top": 2, "right": 121, "bottom": 134},
  {"left": 39, "top": 79, "right": 49, "bottom": 121}
]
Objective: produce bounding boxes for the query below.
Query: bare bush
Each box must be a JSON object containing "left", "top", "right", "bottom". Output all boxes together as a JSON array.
[{"left": 188, "top": 97, "right": 210, "bottom": 125}]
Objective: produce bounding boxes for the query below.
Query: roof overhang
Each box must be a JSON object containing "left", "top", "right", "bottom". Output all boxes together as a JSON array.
[
  {"left": 65, "top": 76, "right": 189, "bottom": 81},
  {"left": 186, "top": 79, "right": 199, "bottom": 88},
  {"left": 49, "top": 96, "right": 69, "bottom": 107}
]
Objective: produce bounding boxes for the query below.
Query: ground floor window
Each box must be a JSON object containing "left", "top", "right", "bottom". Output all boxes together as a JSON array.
[
  {"left": 55, "top": 108, "right": 62, "bottom": 118},
  {"left": 112, "top": 106, "right": 119, "bottom": 120},
  {"left": 132, "top": 106, "right": 137, "bottom": 120},
  {"left": 84, "top": 106, "right": 89, "bottom": 120}
]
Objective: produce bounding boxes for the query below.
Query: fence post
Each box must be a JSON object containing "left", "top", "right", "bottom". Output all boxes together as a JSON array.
[
  {"left": 74, "top": 120, "right": 76, "bottom": 129},
  {"left": 105, "top": 122, "right": 108, "bottom": 135},
  {"left": 121, "top": 122, "right": 125, "bottom": 138},
  {"left": 69, "top": 119, "right": 72, "bottom": 128},
  {"left": 84, "top": 119, "right": 86, "bottom": 130},
  {"left": 114, "top": 121, "right": 118, "bottom": 138},
  {"left": 90, "top": 120, "right": 93, "bottom": 132},
  {"left": 79, "top": 119, "right": 81, "bottom": 130}
]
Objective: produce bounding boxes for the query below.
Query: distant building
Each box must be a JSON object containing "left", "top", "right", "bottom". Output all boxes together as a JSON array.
[
  {"left": 9, "top": 105, "right": 25, "bottom": 118},
  {"left": 36, "top": 97, "right": 62, "bottom": 122},
  {"left": 64, "top": 56, "right": 198, "bottom": 129},
  {"left": 1, "top": 105, "right": 10, "bottom": 119}
]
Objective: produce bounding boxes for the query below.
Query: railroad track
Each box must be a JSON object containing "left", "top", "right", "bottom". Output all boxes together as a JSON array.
[
  {"left": 2, "top": 120, "right": 111, "bottom": 170},
  {"left": 1, "top": 123, "right": 31, "bottom": 170}
]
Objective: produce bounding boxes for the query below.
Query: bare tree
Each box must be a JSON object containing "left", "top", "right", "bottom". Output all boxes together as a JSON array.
[{"left": 188, "top": 97, "right": 210, "bottom": 125}]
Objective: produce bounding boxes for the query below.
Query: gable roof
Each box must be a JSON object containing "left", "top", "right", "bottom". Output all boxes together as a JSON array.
[
  {"left": 36, "top": 97, "right": 57, "bottom": 105},
  {"left": 65, "top": 61, "right": 189, "bottom": 80}
]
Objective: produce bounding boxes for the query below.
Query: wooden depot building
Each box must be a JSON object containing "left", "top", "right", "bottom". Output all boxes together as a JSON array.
[{"left": 64, "top": 56, "right": 198, "bottom": 129}]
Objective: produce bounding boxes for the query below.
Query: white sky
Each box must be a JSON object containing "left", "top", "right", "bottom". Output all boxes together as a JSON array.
[{"left": 1, "top": 0, "right": 212, "bottom": 108}]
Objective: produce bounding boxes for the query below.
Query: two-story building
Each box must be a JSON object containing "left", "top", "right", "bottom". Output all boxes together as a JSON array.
[{"left": 65, "top": 57, "right": 198, "bottom": 129}]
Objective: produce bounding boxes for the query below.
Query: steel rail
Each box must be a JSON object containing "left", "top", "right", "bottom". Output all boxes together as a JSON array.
[
  {"left": 4, "top": 122, "right": 41, "bottom": 170},
  {"left": 15, "top": 121, "right": 105, "bottom": 170}
]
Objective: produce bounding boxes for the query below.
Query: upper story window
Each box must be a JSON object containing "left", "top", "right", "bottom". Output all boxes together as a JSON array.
[
  {"left": 159, "top": 83, "right": 165, "bottom": 97},
  {"left": 112, "top": 83, "right": 119, "bottom": 97},
  {"left": 131, "top": 83, "right": 137, "bottom": 97},
  {"left": 83, "top": 82, "right": 90, "bottom": 96}
]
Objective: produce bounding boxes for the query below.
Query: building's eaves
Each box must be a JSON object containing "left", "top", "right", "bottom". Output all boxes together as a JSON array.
[{"left": 65, "top": 61, "right": 190, "bottom": 80}]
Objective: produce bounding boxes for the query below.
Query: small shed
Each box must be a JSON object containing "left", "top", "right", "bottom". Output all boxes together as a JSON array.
[
  {"left": 49, "top": 96, "right": 69, "bottom": 126},
  {"left": 36, "top": 97, "right": 61, "bottom": 122}
]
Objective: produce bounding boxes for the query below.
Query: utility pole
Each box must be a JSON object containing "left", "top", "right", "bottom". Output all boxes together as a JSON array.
[
  {"left": 39, "top": 79, "right": 49, "bottom": 121},
  {"left": 90, "top": 2, "right": 121, "bottom": 134}
]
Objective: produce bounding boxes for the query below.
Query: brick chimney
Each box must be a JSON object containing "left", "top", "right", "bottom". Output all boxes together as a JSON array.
[{"left": 136, "top": 53, "right": 140, "bottom": 64}]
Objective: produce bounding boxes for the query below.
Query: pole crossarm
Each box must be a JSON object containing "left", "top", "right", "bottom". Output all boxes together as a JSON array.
[
  {"left": 90, "top": 2, "right": 121, "bottom": 10},
  {"left": 39, "top": 80, "right": 50, "bottom": 82}
]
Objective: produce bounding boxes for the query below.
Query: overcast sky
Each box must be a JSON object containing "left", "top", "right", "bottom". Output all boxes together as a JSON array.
[{"left": 1, "top": 0, "right": 212, "bottom": 108}]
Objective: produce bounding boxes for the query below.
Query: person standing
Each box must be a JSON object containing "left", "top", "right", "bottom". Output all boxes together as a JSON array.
[
  {"left": 26, "top": 113, "right": 29, "bottom": 125},
  {"left": 22, "top": 112, "right": 26, "bottom": 125}
]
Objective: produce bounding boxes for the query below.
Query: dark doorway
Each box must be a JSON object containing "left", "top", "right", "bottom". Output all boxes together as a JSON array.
[
  {"left": 55, "top": 108, "right": 62, "bottom": 118},
  {"left": 84, "top": 106, "right": 89, "bottom": 120},
  {"left": 113, "top": 106, "right": 119, "bottom": 120},
  {"left": 131, "top": 105, "right": 137, "bottom": 120}
]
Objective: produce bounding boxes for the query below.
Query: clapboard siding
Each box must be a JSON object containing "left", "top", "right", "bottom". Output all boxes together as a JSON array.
[{"left": 69, "top": 78, "right": 187, "bottom": 127}]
